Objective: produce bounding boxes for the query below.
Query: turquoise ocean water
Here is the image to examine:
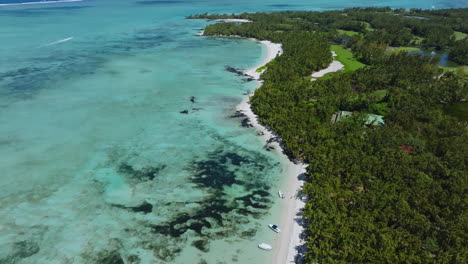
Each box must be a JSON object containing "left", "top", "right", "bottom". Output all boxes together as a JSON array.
[{"left": 1, "top": 0, "right": 466, "bottom": 263}]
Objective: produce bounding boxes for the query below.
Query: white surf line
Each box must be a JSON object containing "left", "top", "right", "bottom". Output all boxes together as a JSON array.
[
  {"left": 310, "top": 51, "right": 344, "bottom": 81},
  {"left": 0, "top": 0, "right": 83, "bottom": 7},
  {"left": 40, "top": 37, "right": 74, "bottom": 47}
]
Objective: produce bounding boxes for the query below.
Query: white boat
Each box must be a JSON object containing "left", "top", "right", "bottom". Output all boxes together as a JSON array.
[
  {"left": 268, "top": 224, "right": 281, "bottom": 233},
  {"left": 258, "top": 243, "right": 272, "bottom": 251},
  {"left": 278, "top": 190, "right": 284, "bottom": 199}
]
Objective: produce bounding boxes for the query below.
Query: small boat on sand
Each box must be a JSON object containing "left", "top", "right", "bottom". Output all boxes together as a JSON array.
[
  {"left": 258, "top": 243, "right": 272, "bottom": 251},
  {"left": 278, "top": 190, "right": 284, "bottom": 199},
  {"left": 268, "top": 224, "right": 281, "bottom": 233}
]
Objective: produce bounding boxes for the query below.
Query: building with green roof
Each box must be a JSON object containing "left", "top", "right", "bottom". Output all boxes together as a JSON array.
[{"left": 331, "top": 111, "right": 384, "bottom": 126}]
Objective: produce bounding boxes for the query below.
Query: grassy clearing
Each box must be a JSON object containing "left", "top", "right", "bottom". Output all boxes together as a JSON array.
[
  {"left": 256, "top": 65, "right": 266, "bottom": 72},
  {"left": 316, "top": 45, "right": 366, "bottom": 80},
  {"left": 388, "top": 46, "right": 421, "bottom": 53},
  {"left": 337, "top": 29, "right": 361, "bottom": 37},
  {"left": 453, "top": 31, "right": 468, "bottom": 40},
  {"left": 439, "top": 65, "right": 468, "bottom": 78},
  {"left": 331, "top": 45, "right": 366, "bottom": 73}
]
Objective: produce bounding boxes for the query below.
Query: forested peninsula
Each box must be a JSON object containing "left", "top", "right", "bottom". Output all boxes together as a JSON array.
[{"left": 190, "top": 7, "right": 467, "bottom": 264}]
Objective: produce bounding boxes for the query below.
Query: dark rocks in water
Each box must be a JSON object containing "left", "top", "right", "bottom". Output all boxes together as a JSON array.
[
  {"left": 130, "top": 202, "right": 153, "bottom": 213},
  {"left": 152, "top": 198, "right": 229, "bottom": 238},
  {"left": 225, "top": 65, "right": 243, "bottom": 75},
  {"left": 241, "top": 118, "right": 253, "bottom": 128},
  {"left": 234, "top": 191, "right": 271, "bottom": 209},
  {"left": 191, "top": 159, "right": 241, "bottom": 189},
  {"left": 225, "top": 66, "right": 255, "bottom": 80},
  {"left": 0, "top": 240, "right": 40, "bottom": 263},
  {"left": 267, "top": 137, "right": 279, "bottom": 144},
  {"left": 113, "top": 201, "right": 153, "bottom": 214},
  {"left": 118, "top": 163, "right": 166, "bottom": 181},
  {"left": 151, "top": 189, "right": 271, "bottom": 238},
  {"left": 149, "top": 149, "right": 275, "bottom": 244},
  {"left": 191, "top": 240, "right": 210, "bottom": 252},
  {"left": 230, "top": 110, "right": 246, "bottom": 118},
  {"left": 98, "top": 252, "right": 124, "bottom": 264},
  {"left": 264, "top": 145, "right": 275, "bottom": 151},
  {"left": 190, "top": 96, "right": 196, "bottom": 103},
  {"left": 127, "top": 255, "right": 141, "bottom": 263},
  {"left": 257, "top": 131, "right": 265, "bottom": 136},
  {"left": 253, "top": 189, "right": 270, "bottom": 197},
  {"left": 152, "top": 246, "right": 182, "bottom": 262},
  {"left": 151, "top": 151, "right": 268, "bottom": 235},
  {"left": 180, "top": 110, "right": 189, "bottom": 114},
  {"left": 14, "top": 241, "right": 40, "bottom": 259},
  {"left": 240, "top": 229, "right": 257, "bottom": 239},
  {"left": 218, "top": 152, "right": 248, "bottom": 166},
  {"left": 293, "top": 158, "right": 302, "bottom": 165}
]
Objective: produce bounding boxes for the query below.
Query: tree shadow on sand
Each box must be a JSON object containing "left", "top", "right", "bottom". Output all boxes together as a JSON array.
[{"left": 292, "top": 171, "right": 308, "bottom": 264}]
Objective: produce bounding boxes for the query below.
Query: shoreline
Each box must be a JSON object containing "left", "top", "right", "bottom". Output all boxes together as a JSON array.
[
  {"left": 238, "top": 41, "right": 344, "bottom": 263},
  {"left": 199, "top": 31, "right": 340, "bottom": 262},
  {"left": 235, "top": 40, "right": 308, "bottom": 264}
]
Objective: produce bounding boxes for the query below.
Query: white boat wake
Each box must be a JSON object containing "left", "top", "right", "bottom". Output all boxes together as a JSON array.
[
  {"left": 0, "top": 0, "right": 83, "bottom": 7},
  {"left": 40, "top": 37, "right": 74, "bottom": 47}
]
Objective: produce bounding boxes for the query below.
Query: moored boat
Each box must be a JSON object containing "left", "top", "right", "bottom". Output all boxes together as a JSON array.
[
  {"left": 278, "top": 190, "right": 284, "bottom": 199},
  {"left": 258, "top": 243, "right": 272, "bottom": 251},
  {"left": 268, "top": 224, "right": 281, "bottom": 233}
]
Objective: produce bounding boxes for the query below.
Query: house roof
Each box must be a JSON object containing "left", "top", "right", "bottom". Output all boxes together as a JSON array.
[
  {"left": 366, "top": 114, "right": 385, "bottom": 126},
  {"left": 332, "top": 111, "right": 385, "bottom": 126}
]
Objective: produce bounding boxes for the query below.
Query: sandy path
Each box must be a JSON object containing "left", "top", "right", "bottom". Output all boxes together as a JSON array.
[{"left": 311, "top": 51, "right": 344, "bottom": 80}]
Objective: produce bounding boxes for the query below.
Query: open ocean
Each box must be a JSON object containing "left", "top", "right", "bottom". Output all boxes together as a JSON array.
[{"left": 1, "top": 0, "right": 466, "bottom": 263}]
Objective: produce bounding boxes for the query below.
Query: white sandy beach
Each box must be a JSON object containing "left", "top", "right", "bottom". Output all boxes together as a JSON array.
[
  {"left": 236, "top": 40, "right": 308, "bottom": 264},
  {"left": 244, "top": 41, "right": 283, "bottom": 80},
  {"left": 237, "top": 42, "right": 346, "bottom": 263},
  {"left": 198, "top": 30, "right": 342, "bottom": 262}
]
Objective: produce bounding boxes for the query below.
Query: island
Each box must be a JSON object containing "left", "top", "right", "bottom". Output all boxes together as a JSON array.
[{"left": 190, "top": 7, "right": 467, "bottom": 264}]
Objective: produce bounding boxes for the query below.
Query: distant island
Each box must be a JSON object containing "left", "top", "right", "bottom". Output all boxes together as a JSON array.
[{"left": 191, "top": 7, "right": 467, "bottom": 263}]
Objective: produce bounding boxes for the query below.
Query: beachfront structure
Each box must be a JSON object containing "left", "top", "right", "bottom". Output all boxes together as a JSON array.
[
  {"left": 365, "top": 114, "right": 385, "bottom": 126},
  {"left": 331, "top": 111, "right": 384, "bottom": 126},
  {"left": 331, "top": 111, "right": 353, "bottom": 123}
]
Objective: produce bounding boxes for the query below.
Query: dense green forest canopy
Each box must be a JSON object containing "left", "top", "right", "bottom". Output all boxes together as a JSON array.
[
  {"left": 191, "top": 7, "right": 468, "bottom": 65},
  {"left": 191, "top": 7, "right": 467, "bottom": 264}
]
